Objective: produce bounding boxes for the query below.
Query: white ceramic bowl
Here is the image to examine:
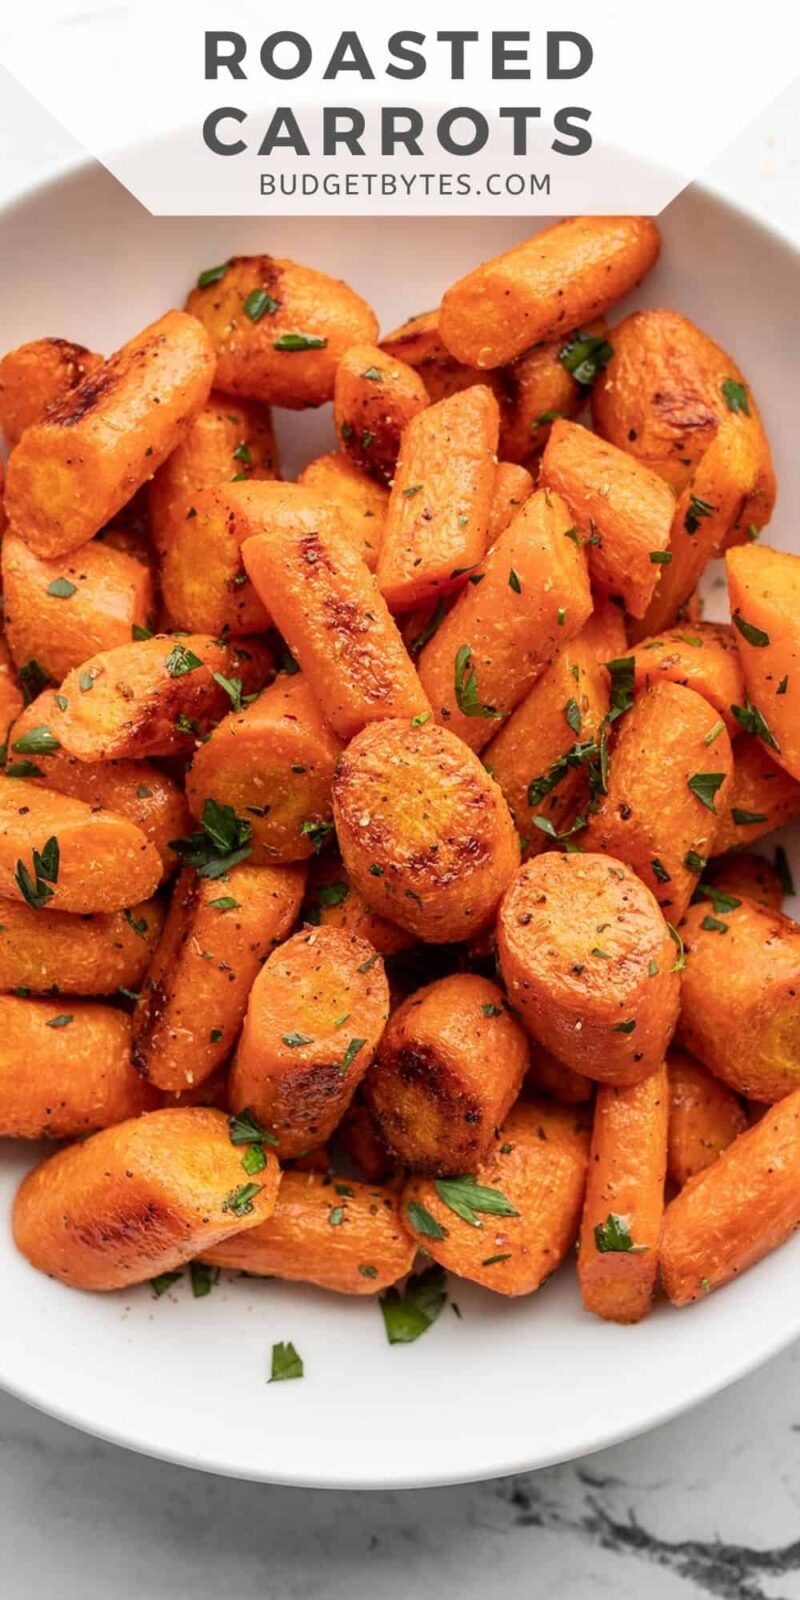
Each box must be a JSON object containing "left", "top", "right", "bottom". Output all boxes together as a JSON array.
[{"left": 0, "top": 163, "right": 798, "bottom": 1489}]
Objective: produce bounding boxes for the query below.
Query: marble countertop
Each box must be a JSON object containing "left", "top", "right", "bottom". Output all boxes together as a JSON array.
[{"left": 2, "top": 63, "right": 800, "bottom": 1600}]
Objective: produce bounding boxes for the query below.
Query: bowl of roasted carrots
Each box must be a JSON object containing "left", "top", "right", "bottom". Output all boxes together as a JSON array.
[{"left": 0, "top": 161, "right": 798, "bottom": 1487}]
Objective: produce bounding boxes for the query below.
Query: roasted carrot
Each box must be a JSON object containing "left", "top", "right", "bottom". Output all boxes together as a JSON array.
[
  {"left": 334, "top": 341, "right": 429, "bottom": 484},
  {"left": 0, "top": 894, "right": 163, "bottom": 996},
  {"left": 0, "top": 783, "right": 162, "bottom": 913},
  {"left": 229, "top": 926, "right": 390, "bottom": 1156},
  {"left": 486, "top": 461, "right": 534, "bottom": 540},
  {"left": 332, "top": 718, "right": 520, "bottom": 943},
  {"left": 4, "top": 311, "right": 214, "bottom": 558},
  {"left": 416, "top": 487, "right": 592, "bottom": 751},
  {"left": 48, "top": 633, "right": 272, "bottom": 761},
  {"left": 660, "top": 1089, "right": 800, "bottom": 1304},
  {"left": 0, "top": 636, "right": 23, "bottom": 746},
  {"left": 632, "top": 419, "right": 776, "bottom": 641},
  {"left": 0, "top": 995, "right": 155, "bottom": 1139},
  {"left": 362, "top": 973, "right": 528, "bottom": 1174},
  {"left": 711, "top": 735, "right": 800, "bottom": 854},
  {"left": 402, "top": 1098, "right": 590, "bottom": 1296},
  {"left": 185, "top": 254, "right": 377, "bottom": 407},
  {"left": 526, "top": 1046, "right": 595, "bottom": 1105},
  {"left": 241, "top": 492, "right": 429, "bottom": 739},
  {"left": 185, "top": 673, "right": 343, "bottom": 863},
  {"left": 149, "top": 391, "right": 278, "bottom": 549},
  {"left": 9, "top": 689, "right": 190, "bottom": 876},
  {"left": 133, "top": 862, "right": 305, "bottom": 1092},
  {"left": 577, "top": 1063, "right": 668, "bottom": 1324},
  {"left": 583, "top": 681, "right": 734, "bottom": 918},
  {"left": 337, "top": 1096, "right": 395, "bottom": 1183},
  {"left": 0, "top": 336, "right": 103, "bottom": 449},
  {"left": 497, "top": 853, "right": 680, "bottom": 1084},
  {"left": 303, "top": 855, "right": 413, "bottom": 956},
  {"left": 2, "top": 529, "right": 154, "bottom": 682},
  {"left": 539, "top": 419, "right": 676, "bottom": 618},
  {"left": 678, "top": 896, "right": 800, "bottom": 1101},
  {"left": 667, "top": 1048, "right": 747, "bottom": 1188},
  {"left": 705, "top": 851, "right": 785, "bottom": 911},
  {"left": 482, "top": 615, "right": 612, "bottom": 851},
  {"left": 380, "top": 309, "right": 493, "bottom": 404},
  {"left": 376, "top": 386, "right": 499, "bottom": 611},
  {"left": 592, "top": 309, "right": 776, "bottom": 496},
  {"left": 12, "top": 1106, "right": 281, "bottom": 1291},
  {"left": 297, "top": 452, "right": 387, "bottom": 571},
  {"left": 497, "top": 325, "right": 606, "bottom": 463},
  {"left": 439, "top": 216, "right": 660, "bottom": 368},
  {"left": 726, "top": 544, "right": 800, "bottom": 783},
  {"left": 204, "top": 1171, "right": 414, "bottom": 1294},
  {"left": 631, "top": 621, "right": 745, "bottom": 736}
]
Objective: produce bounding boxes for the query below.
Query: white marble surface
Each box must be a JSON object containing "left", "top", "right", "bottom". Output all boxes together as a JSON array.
[{"left": 2, "top": 62, "right": 800, "bottom": 1600}]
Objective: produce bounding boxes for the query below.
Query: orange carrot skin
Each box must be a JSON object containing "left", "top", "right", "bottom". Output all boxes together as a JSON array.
[
  {"left": 583, "top": 681, "right": 734, "bottom": 919},
  {"left": 2, "top": 529, "right": 154, "bottom": 682},
  {"left": 49, "top": 633, "right": 272, "bottom": 761},
  {"left": 303, "top": 856, "right": 413, "bottom": 956},
  {"left": 133, "top": 862, "right": 305, "bottom": 1093},
  {"left": 0, "top": 995, "right": 156, "bottom": 1139},
  {"left": 631, "top": 621, "right": 745, "bottom": 737},
  {"left": 242, "top": 497, "right": 429, "bottom": 741},
  {"left": 677, "top": 897, "right": 800, "bottom": 1101},
  {"left": 439, "top": 216, "right": 661, "bottom": 369},
  {"left": 297, "top": 453, "right": 387, "bottom": 571},
  {"left": 4, "top": 311, "right": 215, "bottom": 558},
  {"left": 726, "top": 545, "right": 800, "bottom": 783},
  {"left": 362, "top": 973, "right": 529, "bottom": 1174},
  {"left": 377, "top": 385, "right": 499, "bottom": 611},
  {"left": 186, "top": 255, "right": 377, "bottom": 408},
  {"left": 186, "top": 673, "right": 343, "bottom": 864},
  {"left": 152, "top": 403, "right": 279, "bottom": 635},
  {"left": 337, "top": 1096, "right": 395, "bottom": 1182},
  {"left": 334, "top": 341, "right": 429, "bottom": 484},
  {"left": 711, "top": 735, "right": 800, "bottom": 855},
  {"left": 578, "top": 1063, "right": 668, "bottom": 1324},
  {"left": 149, "top": 391, "right": 278, "bottom": 552},
  {"left": 592, "top": 310, "right": 769, "bottom": 490},
  {"left": 0, "top": 894, "right": 163, "bottom": 996},
  {"left": 0, "top": 337, "right": 103, "bottom": 449},
  {"left": 486, "top": 461, "right": 533, "bottom": 541},
  {"left": 12, "top": 1106, "right": 281, "bottom": 1291},
  {"left": 332, "top": 719, "right": 520, "bottom": 944},
  {"left": 483, "top": 621, "right": 611, "bottom": 852},
  {"left": 527, "top": 1046, "right": 595, "bottom": 1105},
  {"left": 229, "top": 927, "right": 390, "bottom": 1157},
  {"left": 667, "top": 1048, "right": 747, "bottom": 1188},
  {"left": 706, "top": 852, "right": 784, "bottom": 911},
  {"left": 380, "top": 309, "right": 498, "bottom": 404},
  {"left": 402, "top": 1098, "right": 590, "bottom": 1296},
  {"left": 660, "top": 1089, "right": 800, "bottom": 1305},
  {"left": 0, "top": 635, "right": 23, "bottom": 745},
  {"left": 204, "top": 1171, "right": 414, "bottom": 1294},
  {"left": 540, "top": 419, "right": 676, "bottom": 619},
  {"left": 497, "top": 854, "right": 680, "bottom": 1085},
  {"left": 631, "top": 419, "right": 776, "bottom": 642},
  {"left": 417, "top": 487, "right": 592, "bottom": 752},
  {"left": 9, "top": 689, "right": 190, "bottom": 877},
  {"left": 0, "top": 783, "right": 162, "bottom": 913},
  {"left": 497, "top": 337, "right": 588, "bottom": 464}
]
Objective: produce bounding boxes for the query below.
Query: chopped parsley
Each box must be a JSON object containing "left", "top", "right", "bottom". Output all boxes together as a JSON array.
[
  {"left": 380, "top": 1265, "right": 447, "bottom": 1345},
  {"left": 169, "top": 800, "right": 252, "bottom": 878},
  {"left": 433, "top": 1174, "right": 518, "bottom": 1228},
  {"left": 269, "top": 1341, "right": 304, "bottom": 1381},
  {"left": 454, "top": 645, "right": 499, "bottom": 720}
]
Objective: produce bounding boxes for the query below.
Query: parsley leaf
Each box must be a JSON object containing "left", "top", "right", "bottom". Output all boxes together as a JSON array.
[
  {"left": 169, "top": 799, "right": 252, "bottom": 878},
  {"left": 433, "top": 1174, "right": 519, "bottom": 1228},
  {"left": 406, "top": 1199, "right": 447, "bottom": 1239},
  {"left": 687, "top": 772, "right": 725, "bottom": 813},
  {"left": 165, "top": 643, "right": 203, "bottom": 678},
  {"left": 594, "top": 1213, "right": 646, "bottom": 1253},
  {"left": 732, "top": 613, "right": 769, "bottom": 648},
  {"left": 269, "top": 1340, "right": 304, "bottom": 1381},
  {"left": 454, "top": 645, "right": 500, "bottom": 720},
  {"left": 559, "top": 332, "right": 614, "bottom": 387},
  {"left": 721, "top": 378, "right": 750, "bottom": 415},
  {"left": 380, "top": 1265, "right": 447, "bottom": 1345}
]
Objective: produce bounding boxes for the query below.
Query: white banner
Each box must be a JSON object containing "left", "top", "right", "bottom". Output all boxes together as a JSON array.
[{"left": 0, "top": 0, "right": 798, "bottom": 215}]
